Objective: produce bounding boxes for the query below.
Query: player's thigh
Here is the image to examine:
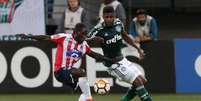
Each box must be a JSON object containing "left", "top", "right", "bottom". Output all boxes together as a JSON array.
[
  {"left": 54, "top": 68, "right": 80, "bottom": 88},
  {"left": 123, "top": 64, "right": 143, "bottom": 84},
  {"left": 54, "top": 68, "right": 71, "bottom": 82},
  {"left": 132, "top": 75, "right": 147, "bottom": 86},
  {"left": 109, "top": 63, "right": 142, "bottom": 84},
  {"left": 70, "top": 68, "right": 86, "bottom": 77}
]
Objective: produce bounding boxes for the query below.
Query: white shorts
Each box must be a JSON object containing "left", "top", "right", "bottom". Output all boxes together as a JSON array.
[{"left": 107, "top": 58, "right": 143, "bottom": 84}]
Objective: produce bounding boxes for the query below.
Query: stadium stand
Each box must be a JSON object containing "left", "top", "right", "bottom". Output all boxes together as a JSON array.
[{"left": 47, "top": 0, "right": 201, "bottom": 39}]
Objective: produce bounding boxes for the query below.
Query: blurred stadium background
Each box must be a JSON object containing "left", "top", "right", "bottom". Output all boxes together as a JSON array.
[
  {"left": 47, "top": 0, "right": 201, "bottom": 39},
  {"left": 1, "top": 0, "right": 201, "bottom": 101}
]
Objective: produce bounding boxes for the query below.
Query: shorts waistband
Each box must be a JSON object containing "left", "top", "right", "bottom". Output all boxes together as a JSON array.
[
  {"left": 112, "top": 56, "right": 124, "bottom": 62},
  {"left": 54, "top": 67, "right": 71, "bottom": 73}
]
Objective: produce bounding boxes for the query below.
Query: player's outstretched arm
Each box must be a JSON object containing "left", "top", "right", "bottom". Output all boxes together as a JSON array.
[
  {"left": 87, "top": 50, "right": 113, "bottom": 64},
  {"left": 121, "top": 32, "right": 144, "bottom": 59},
  {"left": 85, "top": 36, "right": 104, "bottom": 46},
  {"left": 140, "top": 36, "right": 152, "bottom": 42},
  {"left": 16, "top": 34, "right": 51, "bottom": 41},
  {"left": 27, "top": 35, "right": 51, "bottom": 41}
]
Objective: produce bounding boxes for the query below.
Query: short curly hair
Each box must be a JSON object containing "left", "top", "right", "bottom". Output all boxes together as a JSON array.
[
  {"left": 136, "top": 9, "right": 147, "bottom": 15},
  {"left": 103, "top": 6, "right": 114, "bottom": 14}
]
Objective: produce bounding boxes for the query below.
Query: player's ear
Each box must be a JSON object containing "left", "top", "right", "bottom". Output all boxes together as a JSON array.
[
  {"left": 74, "top": 31, "right": 80, "bottom": 36},
  {"left": 78, "top": 32, "right": 83, "bottom": 37},
  {"left": 77, "top": 31, "right": 81, "bottom": 34}
]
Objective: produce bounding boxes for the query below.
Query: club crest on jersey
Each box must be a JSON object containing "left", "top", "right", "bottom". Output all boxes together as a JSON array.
[
  {"left": 66, "top": 49, "right": 82, "bottom": 58},
  {"left": 104, "top": 33, "right": 109, "bottom": 37},
  {"left": 115, "top": 25, "right": 122, "bottom": 32}
]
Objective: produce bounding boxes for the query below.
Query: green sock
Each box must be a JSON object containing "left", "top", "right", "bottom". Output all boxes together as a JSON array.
[
  {"left": 120, "top": 87, "right": 137, "bottom": 101},
  {"left": 136, "top": 85, "right": 152, "bottom": 101}
]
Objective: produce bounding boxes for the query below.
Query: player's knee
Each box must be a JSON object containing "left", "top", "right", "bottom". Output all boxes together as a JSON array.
[
  {"left": 143, "top": 78, "right": 147, "bottom": 83},
  {"left": 139, "top": 75, "right": 147, "bottom": 84},
  {"left": 133, "top": 76, "right": 145, "bottom": 86}
]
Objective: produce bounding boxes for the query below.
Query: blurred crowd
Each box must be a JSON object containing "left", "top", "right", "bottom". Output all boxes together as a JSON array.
[{"left": 47, "top": 0, "right": 158, "bottom": 41}]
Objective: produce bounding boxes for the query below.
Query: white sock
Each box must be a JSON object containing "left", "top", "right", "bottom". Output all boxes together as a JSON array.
[
  {"left": 78, "top": 77, "right": 92, "bottom": 98},
  {"left": 79, "top": 94, "right": 86, "bottom": 101}
]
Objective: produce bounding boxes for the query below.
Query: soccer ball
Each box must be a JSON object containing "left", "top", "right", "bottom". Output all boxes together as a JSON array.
[{"left": 94, "top": 79, "right": 110, "bottom": 95}]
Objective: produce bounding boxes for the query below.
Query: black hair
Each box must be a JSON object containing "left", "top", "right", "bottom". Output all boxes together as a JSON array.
[
  {"left": 103, "top": 6, "right": 114, "bottom": 14},
  {"left": 73, "top": 23, "right": 87, "bottom": 34},
  {"left": 136, "top": 9, "right": 147, "bottom": 15},
  {"left": 67, "top": 0, "right": 80, "bottom": 9}
]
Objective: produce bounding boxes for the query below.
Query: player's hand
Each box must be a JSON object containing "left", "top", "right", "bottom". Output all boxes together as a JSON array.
[
  {"left": 142, "top": 36, "right": 152, "bottom": 42},
  {"left": 137, "top": 48, "right": 145, "bottom": 60},
  {"left": 139, "top": 52, "right": 145, "bottom": 60},
  {"left": 16, "top": 33, "right": 29, "bottom": 39},
  {"left": 93, "top": 36, "right": 104, "bottom": 44},
  {"left": 134, "top": 36, "right": 141, "bottom": 43}
]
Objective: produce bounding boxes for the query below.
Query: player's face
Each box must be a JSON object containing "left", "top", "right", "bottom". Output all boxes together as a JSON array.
[
  {"left": 103, "top": 13, "right": 115, "bottom": 27},
  {"left": 74, "top": 28, "right": 87, "bottom": 44},
  {"left": 68, "top": 0, "right": 79, "bottom": 9},
  {"left": 137, "top": 14, "right": 146, "bottom": 24}
]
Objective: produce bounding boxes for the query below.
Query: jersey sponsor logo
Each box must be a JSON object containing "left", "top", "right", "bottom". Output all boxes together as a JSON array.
[
  {"left": 106, "top": 34, "right": 122, "bottom": 44},
  {"left": 66, "top": 49, "right": 82, "bottom": 58},
  {"left": 104, "top": 32, "right": 109, "bottom": 37}
]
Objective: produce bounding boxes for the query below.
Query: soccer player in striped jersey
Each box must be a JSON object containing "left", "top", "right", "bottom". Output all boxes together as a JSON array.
[{"left": 18, "top": 23, "right": 113, "bottom": 101}]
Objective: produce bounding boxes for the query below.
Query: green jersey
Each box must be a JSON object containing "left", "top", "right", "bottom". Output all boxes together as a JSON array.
[{"left": 88, "top": 19, "right": 125, "bottom": 66}]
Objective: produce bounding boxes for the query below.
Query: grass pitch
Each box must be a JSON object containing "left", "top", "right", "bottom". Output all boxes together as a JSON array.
[{"left": 0, "top": 94, "right": 201, "bottom": 101}]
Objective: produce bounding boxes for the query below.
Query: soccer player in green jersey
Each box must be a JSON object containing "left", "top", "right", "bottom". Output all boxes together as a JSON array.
[{"left": 88, "top": 6, "right": 152, "bottom": 101}]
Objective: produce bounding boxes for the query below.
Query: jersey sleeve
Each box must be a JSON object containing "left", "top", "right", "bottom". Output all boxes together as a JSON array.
[
  {"left": 120, "top": 20, "right": 126, "bottom": 33},
  {"left": 87, "top": 23, "right": 102, "bottom": 38},
  {"left": 85, "top": 45, "right": 91, "bottom": 54},
  {"left": 84, "top": 41, "right": 91, "bottom": 54},
  {"left": 115, "top": 19, "right": 126, "bottom": 33},
  {"left": 50, "top": 33, "right": 66, "bottom": 43}
]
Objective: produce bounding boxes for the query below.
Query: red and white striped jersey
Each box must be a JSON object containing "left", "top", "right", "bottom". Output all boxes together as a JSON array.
[{"left": 51, "top": 33, "right": 91, "bottom": 72}]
